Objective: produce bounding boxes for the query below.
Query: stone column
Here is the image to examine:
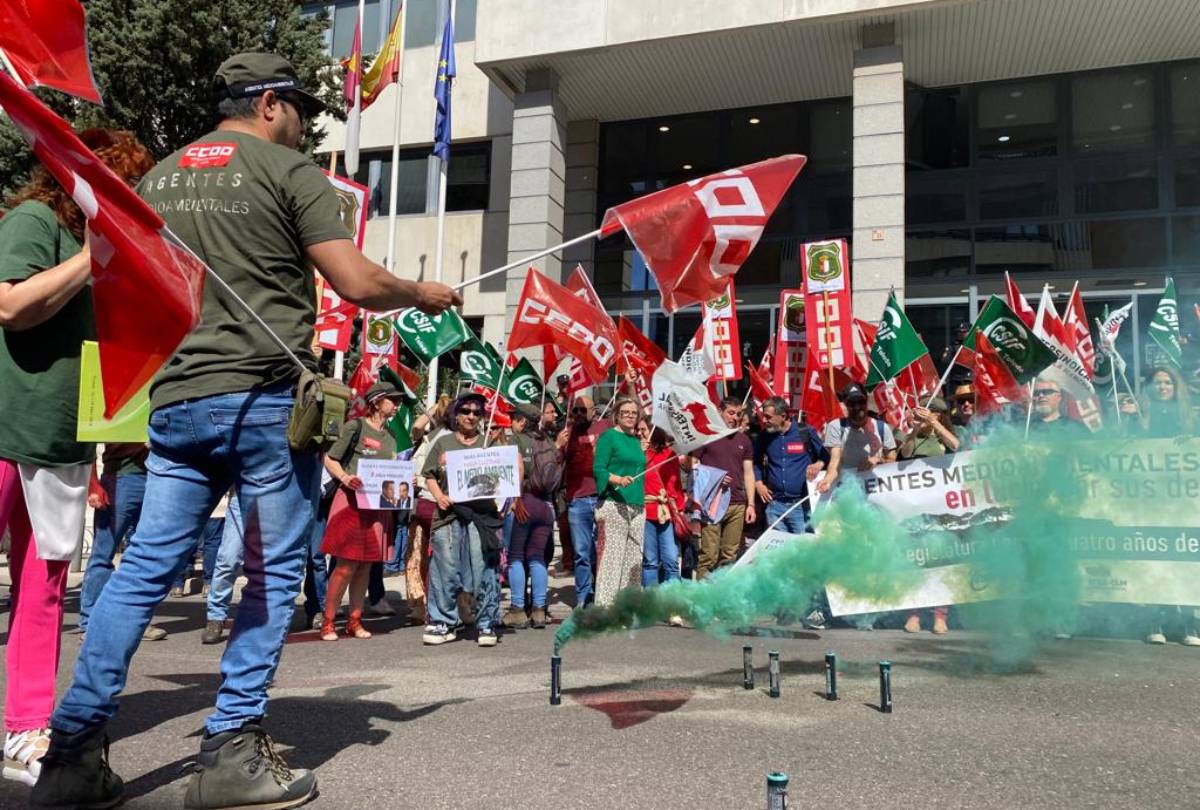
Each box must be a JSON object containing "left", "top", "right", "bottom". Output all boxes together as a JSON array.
[
  {"left": 506, "top": 68, "right": 567, "bottom": 340},
  {"left": 562, "top": 119, "right": 600, "bottom": 278},
  {"left": 852, "top": 44, "right": 905, "bottom": 316}
]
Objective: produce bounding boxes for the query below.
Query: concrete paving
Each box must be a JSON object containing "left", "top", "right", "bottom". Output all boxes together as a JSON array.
[{"left": 2, "top": 579, "right": 1199, "bottom": 809}]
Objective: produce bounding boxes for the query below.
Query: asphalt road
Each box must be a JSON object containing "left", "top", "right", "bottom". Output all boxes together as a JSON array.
[{"left": 2, "top": 580, "right": 1198, "bottom": 810}]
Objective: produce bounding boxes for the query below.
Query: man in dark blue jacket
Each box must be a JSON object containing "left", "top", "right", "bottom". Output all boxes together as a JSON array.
[{"left": 752, "top": 397, "right": 830, "bottom": 533}]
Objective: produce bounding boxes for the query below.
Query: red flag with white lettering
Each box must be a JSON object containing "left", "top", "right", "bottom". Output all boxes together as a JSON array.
[
  {"left": 0, "top": 0, "right": 102, "bottom": 103},
  {"left": 0, "top": 71, "right": 205, "bottom": 417},
  {"left": 1062, "top": 284, "right": 1095, "bottom": 379},
  {"left": 545, "top": 265, "right": 614, "bottom": 386},
  {"left": 507, "top": 268, "right": 618, "bottom": 384},
  {"left": 850, "top": 318, "right": 878, "bottom": 383},
  {"left": 800, "top": 358, "right": 849, "bottom": 434},
  {"left": 599, "top": 155, "right": 806, "bottom": 312},
  {"left": 974, "top": 331, "right": 1027, "bottom": 416},
  {"left": 1005, "top": 271, "right": 1037, "bottom": 329},
  {"left": 315, "top": 277, "right": 356, "bottom": 351},
  {"left": 747, "top": 348, "right": 774, "bottom": 404},
  {"left": 616, "top": 316, "right": 666, "bottom": 410}
]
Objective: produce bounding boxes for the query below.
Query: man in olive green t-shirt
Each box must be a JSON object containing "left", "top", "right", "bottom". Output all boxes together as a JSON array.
[{"left": 38, "top": 54, "right": 461, "bottom": 810}]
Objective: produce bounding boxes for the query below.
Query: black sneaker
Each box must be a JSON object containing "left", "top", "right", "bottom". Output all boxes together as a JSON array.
[
  {"left": 201, "top": 621, "right": 225, "bottom": 645},
  {"left": 183, "top": 723, "right": 315, "bottom": 810},
  {"left": 29, "top": 725, "right": 123, "bottom": 809}
]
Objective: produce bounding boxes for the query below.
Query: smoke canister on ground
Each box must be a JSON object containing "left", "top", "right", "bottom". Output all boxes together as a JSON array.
[
  {"left": 768, "top": 650, "right": 780, "bottom": 698},
  {"left": 824, "top": 652, "right": 838, "bottom": 700},
  {"left": 879, "top": 660, "right": 893, "bottom": 713},
  {"left": 742, "top": 645, "right": 754, "bottom": 689},
  {"left": 766, "top": 772, "right": 789, "bottom": 810},
  {"left": 550, "top": 655, "right": 562, "bottom": 705}
]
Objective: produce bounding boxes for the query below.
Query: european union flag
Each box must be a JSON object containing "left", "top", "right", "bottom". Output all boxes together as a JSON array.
[{"left": 433, "top": 8, "right": 455, "bottom": 161}]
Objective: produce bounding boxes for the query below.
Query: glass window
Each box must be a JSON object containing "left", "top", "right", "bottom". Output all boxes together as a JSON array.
[
  {"left": 907, "top": 171, "right": 968, "bottom": 224},
  {"left": 332, "top": 0, "right": 384, "bottom": 57},
  {"left": 446, "top": 142, "right": 490, "bottom": 211},
  {"left": 650, "top": 115, "right": 721, "bottom": 187},
  {"left": 979, "top": 169, "right": 1058, "bottom": 220},
  {"left": 1175, "top": 157, "right": 1200, "bottom": 208},
  {"left": 905, "top": 230, "right": 971, "bottom": 279},
  {"left": 1074, "top": 159, "right": 1158, "bottom": 213},
  {"left": 1172, "top": 214, "right": 1200, "bottom": 265},
  {"left": 1072, "top": 69, "right": 1155, "bottom": 153},
  {"left": 646, "top": 313, "right": 670, "bottom": 358},
  {"left": 404, "top": 0, "right": 440, "bottom": 48},
  {"left": 1084, "top": 217, "right": 1166, "bottom": 269},
  {"left": 598, "top": 121, "right": 648, "bottom": 209},
  {"left": 907, "top": 87, "right": 969, "bottom": 170},
  {"left": 976, "top": 80, "right": 1057, "bottom": 161},
  {"left": 728, "top": 104, "right": 800, "bottom": 168},
  {"left": 905, "top": 304, "right": 970, "bottom": 371},
  {"left": 806, "top": 99, "right": 852, "bottom": 169},
  {"left": 973, "top": 225, "right": 1058, "bottom": 275},
  {"left": 1170, "top": 62, "right": 1200, "bottom": 146},
  {"left": 671, "top": 312, "right": 702, "bottom": 359}
]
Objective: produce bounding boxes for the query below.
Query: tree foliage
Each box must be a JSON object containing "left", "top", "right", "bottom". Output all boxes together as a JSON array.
[{"left": 1, "top": 0, "right": 343, "bottom": 198}]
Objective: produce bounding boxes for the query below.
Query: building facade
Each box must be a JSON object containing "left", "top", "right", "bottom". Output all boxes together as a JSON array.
[{"left": 312, "top": 0, "right": 1200, "bottom": 389}]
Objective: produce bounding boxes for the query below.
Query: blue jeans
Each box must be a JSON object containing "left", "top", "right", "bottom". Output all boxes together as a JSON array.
[
  {"left": 426, "top": 520, "right": 499, "bottom": 632},
  {"left": 52, "top": 385, "right": 320, "bottom": 736},
  {"left": 567, "top": 495, "right": 598, "bottom": 606},
  {"left": 206, "top": 495, "right": 245, "bottom": 622},
  {"left": 765, "top": 497, "right": 811, "bottom": 534},
  {"left": 509, "top": 495, "right": 553, "bottom": 610},
  {"left": 79, "top": 472, "right": 146, "bottom": 630},
  {"left": 642, "top": 519, "right": 680, "bottom": 588},
  {"left": 385, "top": 523, "right": 409, "bottom": 572},
  {"left": 172, "top": 516, "right": 224, "bottom": 589},
  {"left": 303, "top": 518, "right": 328, "bottom": 620}
]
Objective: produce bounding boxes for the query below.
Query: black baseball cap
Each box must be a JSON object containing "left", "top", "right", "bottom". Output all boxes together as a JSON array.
[
  {"left": 214, "top": 52, "right": 325, "bottom": 117},
  {"left": 839, "top": 382, "right": 869, "bottom": 403},
  {"left": 513, "top": 403, "right": 542, "bottom": 422}
]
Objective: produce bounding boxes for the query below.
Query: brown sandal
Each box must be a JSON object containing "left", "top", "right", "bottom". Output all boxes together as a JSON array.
[{"left": 320, "top": 616, "right": 338, "bottom": 642}]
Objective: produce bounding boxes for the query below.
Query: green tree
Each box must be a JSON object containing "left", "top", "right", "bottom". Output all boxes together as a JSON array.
[{"left": 1, "top": 0, "right": 343, "bottom": 197}]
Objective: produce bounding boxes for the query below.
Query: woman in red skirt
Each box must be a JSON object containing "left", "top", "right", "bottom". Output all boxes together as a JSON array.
[{"left": 320, "top": 382, "right": 404, "bottom": 641}]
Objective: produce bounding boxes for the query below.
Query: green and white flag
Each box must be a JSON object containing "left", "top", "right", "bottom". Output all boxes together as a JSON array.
[
  {"left": 394, "top": 308, "right": 472, "bottom": 365},
  {"left": 865, "top": 291, "right": 929, "bottom": 389},
  {"left": 1148, "top": 277, "right": 1182, "bottom": 369},
  {"left": 502, "top": 358, "right": 547, "bottom": 406},
  {"left": 964, "top": 296, "right": 1058, "bottom": 383},
  {"left": 459, "top": 336, "right": 504, "bottom": 390}
]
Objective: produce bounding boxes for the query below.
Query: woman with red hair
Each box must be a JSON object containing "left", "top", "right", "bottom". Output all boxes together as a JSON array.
[{"left": 0, "top": 130, "right": 154, "bottom": 788}]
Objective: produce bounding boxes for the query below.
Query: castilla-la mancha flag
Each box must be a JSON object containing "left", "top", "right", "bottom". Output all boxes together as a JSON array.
[
  {"left": 0, "top": 70, "right": 205, "bottom": 417},
  {"left": 599, "top": 155, "right": 806, "bottom": 312},
  {"left": 0, "top": 0, "right": 102, "bottom": 103},
  {"left": 508, "top": 268, "right": 619, "bottom": 384}
]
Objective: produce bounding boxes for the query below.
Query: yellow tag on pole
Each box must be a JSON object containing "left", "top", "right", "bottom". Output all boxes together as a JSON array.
[{"left": 77, "top": 341, "right": 150, "bottom": 442}]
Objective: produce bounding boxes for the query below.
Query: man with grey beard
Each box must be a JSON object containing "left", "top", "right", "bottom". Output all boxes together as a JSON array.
[{"left": 751, "top": 396, "right": 830, "bottom": 534}]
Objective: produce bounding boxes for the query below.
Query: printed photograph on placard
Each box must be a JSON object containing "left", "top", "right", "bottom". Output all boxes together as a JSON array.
[
  {"left": 445, "top": 445, "right": 520, "bottom": 502},
  {"left": 354, "top": 459, "right": 416, "bottom": 510}
]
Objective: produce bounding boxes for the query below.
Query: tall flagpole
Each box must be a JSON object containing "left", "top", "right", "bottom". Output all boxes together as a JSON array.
[
  {"left": 428, "top": 0, "right": 454, "bottom": 410},
  {"left": 384, "top": 0, "right": 409, "bottom": 276}
]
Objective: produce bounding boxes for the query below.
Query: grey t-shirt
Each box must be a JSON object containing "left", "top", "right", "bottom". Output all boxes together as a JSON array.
[{"left": 823, "top": 417, "right": 897, "bottom": 470}]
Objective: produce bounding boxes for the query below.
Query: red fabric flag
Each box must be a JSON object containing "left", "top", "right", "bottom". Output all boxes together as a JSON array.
[
  {"left": 1062, "top": 285, "right": 1095, "bottom": 379},
  {"left": 850, "top": 318, "right": 878, "bottom": 383},
  {"left": 0, "top": 70, "right": 205, "bottom": 417},
  {"left": 974, "top": 331, "right": 1027, "bottom": 416},
  {"left": 315, "top": 277, "right": 356, "bottom": 351},
  {"left": 0, "top": 0, "right": 101, "bottom": 103},
  {"left": 616, "top": 316, "right": 666, "bottom": 410},
  {"left": 747, "top": 348, "right": 774, "bottom": 404},
  {"left": 342, "top": 21, "right": 362, "bottom": 111},
  {"left": 1005, "top": 271, "right": 1037, "bottom": 329},
  {"left": 599, "top": 155, "right": 806, "bottom": 312},
  {"left": 544, "top": 266, "right": 613, "bottom": 385},
  {"left": 702, "top": 280, "right": 742, "bottom": 381},
  {"left": 800, "top": 358, "right": 849, "bottom": 434},
  {"left": 508, "top": 268, "right": 618, "bottom": 384}
]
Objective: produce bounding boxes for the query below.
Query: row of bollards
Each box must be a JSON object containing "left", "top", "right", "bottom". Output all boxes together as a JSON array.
[{"left": 549, "top": 650, "right": 894, "bottom": 712}]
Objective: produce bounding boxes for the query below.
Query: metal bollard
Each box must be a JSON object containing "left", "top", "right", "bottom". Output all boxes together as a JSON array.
[
  {"left": 824, "top": 652, "right": 838, "bottom": 700},
  {"left": 550, "top": 655, "right": 562, "bottom": 705},
  {"left": 768, "top": 650, "right": 780, "bottom": 698},
  {"left": 743, "top": 645, "right": 754, "bottom": 690},
  {"left": 879, "top": 660, "right": 893, "bottom": 713}
]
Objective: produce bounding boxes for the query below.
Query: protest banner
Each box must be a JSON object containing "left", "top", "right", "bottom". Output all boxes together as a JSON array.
[
  {"left": 803, "top": 438, "right": 1200, "bottom": 615},
  {"left": 354, "top": 459, "right": 416, "bottom": 510},
  {"left": 445, "top": 445, "right": 520, "bottom": 502},
  {"left": 77, "top": 341, "right": 149, "bottom": 442}
]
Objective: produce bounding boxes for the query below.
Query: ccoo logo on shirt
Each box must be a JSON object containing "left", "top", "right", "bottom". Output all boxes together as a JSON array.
[{"left": 179, "top": 143, "right": 238, "bottom": 169}]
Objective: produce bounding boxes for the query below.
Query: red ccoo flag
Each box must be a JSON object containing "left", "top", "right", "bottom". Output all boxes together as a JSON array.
[
  {"left": 599, "top": 155, "right": 806, "bottom": 312},
  {"left": 747, "top": 348, "right": 774, "bottom": 404},
  {"left": 0, "top": 0, "right": 101, "bottom": 103},
  {"left": 545, "top": 265, "right": 614, "bottom": 386},
  {"left": 508, "top": 268, "right": 618, "bottom": 384},
  {"left": 974, "top": 330, "right": 1027, "bottom": 416},
  {"left": 1062, "top": 284, "right": 1095, "bottom": 379},
  {"left": 0, "top": 70, "right": 205, "bottom": 417}
]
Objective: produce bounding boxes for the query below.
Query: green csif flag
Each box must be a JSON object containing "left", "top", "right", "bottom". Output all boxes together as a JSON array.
[
  {"left": 1147, "top": 277, "right": 1182, "bottom": 369},
  {"left": 394, "top": 308, "right": 472, "bottom": 365},
  {"left": 965, "top": 296, "right": 1057, "bottom": 383},
  {"left": 459, "top": 336, "right": 504, "bottom": 389},
  {"left": 378, "top": 364, "right": 419, "bottom": 452},
  {"left": 501, "top": 357, "right": 563, "bottom": 414},
  {"left": 865, "top": 291, "right": 929, "bottom": 388}
]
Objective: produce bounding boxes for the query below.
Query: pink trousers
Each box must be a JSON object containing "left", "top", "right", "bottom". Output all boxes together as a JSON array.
[{"left": 1, "top": 458, "right": 69, "bottom": 732}]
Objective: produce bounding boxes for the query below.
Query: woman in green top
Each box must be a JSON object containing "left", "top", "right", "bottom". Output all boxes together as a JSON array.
[
  {"left": 0, "top": 130, "right": 154, "bottom": 788},
  {"left": 592, "top": 398, "right": 647, "bottom": 607},
  {"left": 319, "top": 382, "right": 404, "bottom": 641}
]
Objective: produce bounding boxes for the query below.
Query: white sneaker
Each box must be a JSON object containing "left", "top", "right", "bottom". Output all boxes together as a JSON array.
[
  {"left": 1181, "top": 634, "right": 1200, "bottom": 647},
  {"left": 3, "top": 728, "right": 50, "bottom": 786},
  {"left": 422, "top": 623, "right": 457, "bottom": 645},
  {"left": 668, "top": 615, "right": 685, "bottom": 627},
  {"left": 1146, "top": 632, "right": 1167, "bottom": 645},
  {"left": 368, "top": 598, "right": 396, "bottom": 616}
]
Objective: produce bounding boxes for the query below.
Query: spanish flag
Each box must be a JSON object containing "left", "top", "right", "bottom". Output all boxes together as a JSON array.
[
  {"left": 362, "top": 5, "right": 405, "bottom": 110},
  {"left": 342, "top": 18, "right": 363, "bottom": 175}
]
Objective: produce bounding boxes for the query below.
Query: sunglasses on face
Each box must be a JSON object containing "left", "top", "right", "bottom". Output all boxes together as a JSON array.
[
  {"left": 571, "top": 406, "right": 589, "bottom": 414},
  {"left": 278, "top": 94, "right": 308, "bottom": 126},
  {"left": 956, "top": 397, "right": 975, "bottom": 405},
  {"left": 1032, "top": 389, "right": 1059, "bottom": 397},
  {"left": 459, "top": 408, "right": 482, "bottom": 416}
]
